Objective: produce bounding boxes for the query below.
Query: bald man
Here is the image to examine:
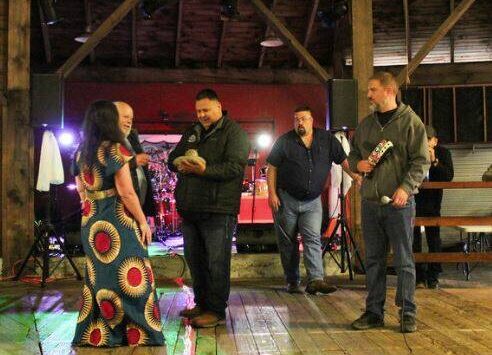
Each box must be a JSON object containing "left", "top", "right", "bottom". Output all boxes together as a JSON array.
[{"left": 114, "top": 101, "right": 157, "bottom": 218}]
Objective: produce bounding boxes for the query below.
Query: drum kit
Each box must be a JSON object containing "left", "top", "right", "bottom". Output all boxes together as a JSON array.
[{"left": 144, "top": 143, "right": 182, "bottom": 243}]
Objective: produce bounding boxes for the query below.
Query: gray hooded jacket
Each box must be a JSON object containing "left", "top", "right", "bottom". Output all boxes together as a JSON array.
[{"left": 348, "top": 103, "right": 430, "bottom": 202}]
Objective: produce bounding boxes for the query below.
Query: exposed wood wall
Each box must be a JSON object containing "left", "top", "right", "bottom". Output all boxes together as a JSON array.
[
  {"left": 0, "top": 0, "right": 6, "bottom": 258},
  {"left": 1, "top": 0, "right": 33, "bottom": 273}
]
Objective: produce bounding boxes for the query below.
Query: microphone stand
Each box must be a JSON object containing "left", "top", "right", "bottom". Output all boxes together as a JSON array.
[
  {"left": 322, "top": 130, "right": 365, "bottom": 280},
  {"left": 250, "top": 148, "right": 258, "bottom": 224}
]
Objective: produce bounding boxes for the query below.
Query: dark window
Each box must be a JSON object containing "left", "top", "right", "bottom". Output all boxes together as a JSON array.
[
  {"left": 401, "top": 88, "right": 424, "bottom": 120},
  {"left": 431, "top": 88, "right": 453, "bottom": 144},
  {"left": 456, "top": 87, "right": 484, "bottom": 143}
]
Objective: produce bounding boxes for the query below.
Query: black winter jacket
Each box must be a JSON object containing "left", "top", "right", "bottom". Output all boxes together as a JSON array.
[{"left": 168, "top": 115, "right": 250, "bottom": 215}]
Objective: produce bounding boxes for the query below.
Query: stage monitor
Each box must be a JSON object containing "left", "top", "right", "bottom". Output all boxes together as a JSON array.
[
  {"left": 327, "top": 79, "right": 358, "bottom": 130},
  {"left": 31, "top": 73, "right": 64, "bottom": 128}
]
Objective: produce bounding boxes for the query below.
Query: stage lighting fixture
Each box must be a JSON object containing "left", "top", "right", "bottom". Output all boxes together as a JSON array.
[
  {"left": 317, "top": 0, "right": 348, "bottom": 29},
  {"left": 221, "top": 0, "right": 239, "bottom": 18},
  {"left": 58, "top": 131, "right": 75, "bottom": 147},
  {"left": 256, "top": 133, "right": 272, "bottom": 150},
  {"left": 140, "top": 0, "right": 168, "bottom": 20},
  {"left": 40, "top": 0, "right": 62, "bottom": 25},
  {"left": 260, "top": 36, "right": 283, "bottom": 48}
]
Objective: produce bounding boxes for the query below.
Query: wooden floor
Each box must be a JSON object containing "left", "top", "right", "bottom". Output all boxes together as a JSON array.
[{"left": 1, "top": 279, "right": 491, "bottom": 355}]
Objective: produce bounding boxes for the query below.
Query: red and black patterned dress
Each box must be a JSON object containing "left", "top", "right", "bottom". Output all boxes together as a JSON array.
[{"left": 72, "top": 141, "right": 165, "bottom": 347}]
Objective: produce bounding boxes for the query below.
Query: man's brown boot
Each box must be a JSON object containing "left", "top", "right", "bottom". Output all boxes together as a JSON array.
[
  {"left": 190, "top": 311, "right": 226, "bottom": 328},
  {"left": 179, "top": 306, "right": 203, "bottom": 318}
]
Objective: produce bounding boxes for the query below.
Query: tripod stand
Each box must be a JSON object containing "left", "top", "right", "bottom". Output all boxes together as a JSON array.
[
  {"left": 14, "top": 188, "right": 82, "bottom": 287},
  {"left": 14, "top": 219, "right": 83, "bottom": 287},
  {"left": 322, "top": 132, "right": 365, "bottom": 280}
]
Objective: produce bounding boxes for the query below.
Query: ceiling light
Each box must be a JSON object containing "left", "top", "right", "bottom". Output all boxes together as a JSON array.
[
  {"left": 74, "top": 34, "right": 90, "bottom": 43},
  {"left": 75, "top": 25, "right": 92, "bottom": 43},
  {"left": 260, "top": 36, "right": 283, "bottom": 48}
]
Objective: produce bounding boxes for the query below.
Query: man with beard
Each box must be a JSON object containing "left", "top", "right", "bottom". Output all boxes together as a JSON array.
[
  {"left": 267, "top": 105, "right": 361, "bottom": 295},
  {"left": 348, "top": 72, "right": 429, "bottom": 333},
  {"left": 114, "top": 101, "right": 157, "bottom": 219}
]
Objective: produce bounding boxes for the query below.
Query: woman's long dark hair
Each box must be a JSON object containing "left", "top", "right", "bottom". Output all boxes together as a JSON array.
[{"left": 78, "top": 100, "right": 125, "bottom": 167}]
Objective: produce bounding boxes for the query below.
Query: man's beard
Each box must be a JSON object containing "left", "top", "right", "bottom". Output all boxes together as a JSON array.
[
  {"left": 369, "top": 102, "right": 378, "bottom": 113},
  {"left": 296, "top": 126, "right": 306, "bottom": 136}
]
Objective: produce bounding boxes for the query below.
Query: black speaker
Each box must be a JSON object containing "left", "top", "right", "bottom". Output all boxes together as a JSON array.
[
  {"left": 31, "top": 73, "right": 64, "bottom": 127},
  {"left": 327, "top": 79, "right": 358, "bottom": 129}
]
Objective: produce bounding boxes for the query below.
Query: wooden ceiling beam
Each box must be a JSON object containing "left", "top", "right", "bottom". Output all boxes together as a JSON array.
[
  {"left": 396, "top": 0, "right": 476, "bottom": 85},
  {"left": 250, "top": 0, "right": 330, "bottom": 83},
  {"left": 131, "top": 6, "right": 138, "bottom": 66},
  {"left": 84, "top": 0, "right": 96, "bottom": 63},
  {"left": 175, "top": 0, "right": 183, "bottom": 67},
  {"left": 298, "top": 0, "right": 319, "bottom": 68},
  {"left": 56, "top": 0, "right": 142, "bottom": 79},
  {"left": 403, "top": 0, "right": 411, "bottom": 64},
  {"left": 37, "top": 0, "right": 53, "bottom": 64},
  {"left": 449, "top": 0, "right": 455, "bottom": 63},
  {"left": 257, "top": 0, "right": 277, "bottom": 68},
  {"left": 67, "top": 66, "right": 329, "bottom": 84},
  {"left": 217, "top": 19, "right": 228, "bottom": 68}
]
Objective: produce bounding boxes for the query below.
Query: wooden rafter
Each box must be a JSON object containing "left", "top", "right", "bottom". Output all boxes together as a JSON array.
[
  {"left": 131, "top": 6, "right": 138, "bottom": 66},
  {"left": 298, "top": 0, "right": 319, "bottom": 68},
  {"left": 257, "top": 0, "right": 277, "bottom": 68},
  {"left": 37, "top": 0, "right": 52, "bottom": 64},
  {"left": 396, "top": 0, "right": 476, "bottom": 85},
  {"left": 403, "top": 0, "right": 411, "bottom": 64},
  {"left": 217, "top": 18, "right": 228, "bottom": 68},
  {"left": 57, "top": 0, "right": 142, "bottom": 79},
  {"left": 84, "top": 0, "right": 95, "bottom": 63},
  {"left": 175, "top": 0, "right": 183, "bottom": 67},
  {"left": 450, "top": 0, "right": 455, "bottom": 63},
  {"left": 250, "top": 0, "right": 330, "bottom": 83}
]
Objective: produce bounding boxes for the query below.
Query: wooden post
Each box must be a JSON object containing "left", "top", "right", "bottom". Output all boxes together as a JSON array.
[
  {"left": 1, "top": 0, "right": 33, "bottom": 274},
  {"left": 350, "top": 0, "right": 374, "bottom": 267}
]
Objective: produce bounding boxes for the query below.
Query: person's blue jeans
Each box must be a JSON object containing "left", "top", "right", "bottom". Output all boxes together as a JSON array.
[
  {"left": 361, "top": 198, "right": 417, "bottom": 318},
  {"left": 274, "top": 189, "right": 325, "bottom": 285},
  {"left": 181, "top": 213, "right": 236, "bottom": 318}
]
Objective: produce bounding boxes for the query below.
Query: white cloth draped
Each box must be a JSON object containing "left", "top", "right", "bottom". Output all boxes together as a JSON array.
[
  {"left": 329, "top": 132, "right": 352, "bottom": 217},
  {"left": 36, "top": 130, "right": 64, "bottom": 191}
]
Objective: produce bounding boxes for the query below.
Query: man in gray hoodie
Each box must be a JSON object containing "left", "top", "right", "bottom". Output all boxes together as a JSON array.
[{"left": 348, "top": 72, "right": 430, "bottom": 333}]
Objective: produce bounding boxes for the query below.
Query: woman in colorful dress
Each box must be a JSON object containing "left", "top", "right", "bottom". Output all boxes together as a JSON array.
[{"left": 72, "top": 100, "right": 165, "bottom": 347}]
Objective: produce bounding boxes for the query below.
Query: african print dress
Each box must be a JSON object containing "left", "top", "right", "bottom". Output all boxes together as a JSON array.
[{"left": 72, "top": 141, "right": 165, "bottom": 347}]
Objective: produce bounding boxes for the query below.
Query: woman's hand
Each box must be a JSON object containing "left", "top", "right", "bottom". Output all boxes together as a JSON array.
[{"left": 139, "top": 222, "right": 152, "bottom": 246}]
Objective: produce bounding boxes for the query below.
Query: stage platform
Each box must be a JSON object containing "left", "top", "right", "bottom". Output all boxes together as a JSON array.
[{"left": 1, "top": 268, "right": 492, "bottom": 354}]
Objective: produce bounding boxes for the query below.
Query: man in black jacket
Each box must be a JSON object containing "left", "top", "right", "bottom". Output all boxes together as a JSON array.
[
  {"left": 413, "top": 125, "right": 454, "bottom": 289},
  {"left": 115, "top": 101, "right": 157, "bottom": 219},
  {"left": 168, "top": 89, "right": 250, "bottom": 328}
]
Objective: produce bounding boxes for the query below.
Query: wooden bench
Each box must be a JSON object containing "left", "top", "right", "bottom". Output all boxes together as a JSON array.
[{"left": 404, "top": 181, "right": 492, "bottom": 264}]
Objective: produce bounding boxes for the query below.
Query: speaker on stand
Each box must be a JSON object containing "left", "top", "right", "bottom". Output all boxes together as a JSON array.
[{"left": 327, "top": 79, "right": 358, "bottom": 130}]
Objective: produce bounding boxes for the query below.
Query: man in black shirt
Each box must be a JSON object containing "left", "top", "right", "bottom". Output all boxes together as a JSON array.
[
  {"left": 267, "top": 105, "right": 361, "bottom": 294},
  {"left": 413, "top": 125, "right": 454, "bottom": 289}
]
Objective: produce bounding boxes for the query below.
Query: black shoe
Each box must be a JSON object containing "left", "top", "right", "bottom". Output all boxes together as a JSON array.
[
  {"left": 400, "top": 314, "right": 417, "bottom": 333},
  {"left": 305, "top": 280, "right": 337, "bottom": 295},
  {"left": 179, "top": 306, "right": 203, "bottom": 318},
  {"left": 286, "top": 282, "right": 304, "bottom": 294},
  {"left": 427, "top": 280, "right": 439, "bottom": 289},
  {"left": 351, "top": 311, "right": 384, "bottom": 330}
]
